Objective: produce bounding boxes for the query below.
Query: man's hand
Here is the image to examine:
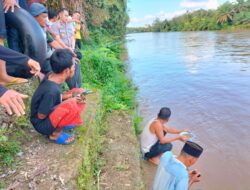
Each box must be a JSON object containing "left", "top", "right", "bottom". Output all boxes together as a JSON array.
[
  {"left": 189, "top": 170, "right": 201, "bottom": 184},
  {"left": 3, "top": 0, "right": 20, "bottom": 13},
  {"left": 179, "top": 135, "right": 190, "bottom": 142},
  {"left": 0, "top": 90, "right": 28, "bottom": 116},
  {"left": 27, "top": 59, "right": 41, "bottom": 76}
]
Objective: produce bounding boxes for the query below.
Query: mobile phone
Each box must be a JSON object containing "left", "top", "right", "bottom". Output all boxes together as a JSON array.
[{"left": 82, "top": 90, "right": 93, "bottom": 95}]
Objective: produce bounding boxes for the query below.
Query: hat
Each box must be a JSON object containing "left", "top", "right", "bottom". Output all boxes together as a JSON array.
[
  {"left": 30, "top": 3, "right": 48, "bottom": 17},
  {"left": 182, "top": 141, "right": 203, "bottom": 158}
]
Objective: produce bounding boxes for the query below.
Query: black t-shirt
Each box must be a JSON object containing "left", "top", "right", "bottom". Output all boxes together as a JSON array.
[{"left": 30, "top": 77, "right": 61, "bottom": 135}]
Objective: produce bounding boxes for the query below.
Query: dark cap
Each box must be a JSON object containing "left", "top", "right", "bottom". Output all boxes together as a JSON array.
[
  {"left": 30, "top": 3, "right": 48, "bottom": 17},
  {"left": 182, "top": 141, "right": 203, "bottom": 158}
]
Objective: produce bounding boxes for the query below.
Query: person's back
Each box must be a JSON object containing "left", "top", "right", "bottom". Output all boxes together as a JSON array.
[
  {"left": 153, "top": 141, "right": 203, "bottom": 190},
  {"left": 153, "top": 152, "right": 188, "bottom": 190},
  {"left": 141, "top": 118, "right": 158, "bottom": 154},
  {"left": 30, "top": 75, "right": 61, "bottom": 135}
]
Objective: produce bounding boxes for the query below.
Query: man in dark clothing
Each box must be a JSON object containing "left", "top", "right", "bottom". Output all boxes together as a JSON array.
[
  {"left": 0, "top": 45, "right": 40, "bottom": 117},
  {"left": 0, "top": 0, "right": 20, "bottom": 45},
  {"left": 0, "top": 45, "right": 40, "bottom": 81},
  {"left": 30, "top": 49, "right": 86, "bottom": 145}
]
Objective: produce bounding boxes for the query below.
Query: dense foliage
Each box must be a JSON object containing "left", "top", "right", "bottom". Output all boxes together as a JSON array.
[
  {"left": 47, "top": 0, "right": 129, "bottom": 36},
  {"left": 127, "top": 0, "right": 250, "bottom": 33}
]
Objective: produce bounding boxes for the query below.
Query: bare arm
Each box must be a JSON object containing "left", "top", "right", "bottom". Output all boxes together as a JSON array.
[
  {"left": 49, "top": 40, "right": 63, "bottom": 49},
  {"left": 37, "top": 113, "right": 46, "bottom": 119},
  {"left": 164, "top": 126, "right": 188, "bottom": 134},
  {"left": 154, "top": 122, "right": 183, "bottom": 144},
  {"left": 53, "top": 35, "right": 68, "bottom": 48},
  {"left": 62, "top": 93, "right": 72, "bottom": 101},
  {"left": 71, "top": 36, "right": 75, "bottom": 49}
]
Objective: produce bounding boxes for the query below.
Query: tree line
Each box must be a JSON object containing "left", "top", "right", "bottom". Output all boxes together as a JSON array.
[{"left": 127, "top": 0, "right": 250, "bottom": 33}]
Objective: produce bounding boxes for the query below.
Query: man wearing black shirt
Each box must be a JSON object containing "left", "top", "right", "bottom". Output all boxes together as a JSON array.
[{"left": 30, "top": 49, "right": 86, "bottom": 144}]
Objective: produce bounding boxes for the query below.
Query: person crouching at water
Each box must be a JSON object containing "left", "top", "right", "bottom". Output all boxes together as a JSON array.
[
  {"left": 152, "top": 141, "right": 203, "bottom": 190},
  {"left": 30, "top": 49, "right": 86, "bottom": 145},
  {"left": 140, "top": 107, "right": 190, "bottom": 165}
]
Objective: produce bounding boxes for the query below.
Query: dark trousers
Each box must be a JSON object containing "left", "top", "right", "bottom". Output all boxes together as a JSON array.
[
  {"left": 0, "top": 0, "right": 6, "bottom": 38},
  {"left": 145, "top": 141, "right": 173, "bottom": 159},
  {"left": 66, "top": 61, "right": 82, "bottom": 89},
  {"left": 6, "top": 60, "right": 33, "bottom": 79},
  {"left": 6, "top": 0, "right": 29, "bottom": 52},
  {"left": 75, "top": 39, "right": 82, "bottom": 49}
]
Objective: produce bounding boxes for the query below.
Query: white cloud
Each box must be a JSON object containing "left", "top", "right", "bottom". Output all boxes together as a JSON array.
[
  {"left": 128, "top": 0, "right": 222, "bottom": 27},
  {"left": 180, "top": 0, "right": 219, "bottom": 10},
  {"left": 128, "top": 10, "right": 186, "bottom": 27}
]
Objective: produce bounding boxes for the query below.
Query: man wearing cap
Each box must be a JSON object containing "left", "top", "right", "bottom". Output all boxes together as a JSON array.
[
  {"left": 152, "top": 141, "right": 203, "bottom": 190},
  {"left": 30, "top": 3, "right": 82, "bottom": 89}
]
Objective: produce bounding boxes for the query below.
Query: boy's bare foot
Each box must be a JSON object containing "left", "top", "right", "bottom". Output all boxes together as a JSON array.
[{"left": 149, "top": 157, "right": 160, "bottom": 165}]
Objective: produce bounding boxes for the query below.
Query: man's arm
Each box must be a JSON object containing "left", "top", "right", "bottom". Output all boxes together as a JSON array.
[
  {"left": 164, "top": 126, "right": 189, "bottom": 134},
  {"left": 0, "top": 46, "right": 41, "bottom": 75},
  {"left": 49, "top": 40, "right": 63, "bottom": 49},
  {"left": 0, "top": 45, "right": 29, "bottom": 65},
  {"left": 37, "top": 93, "right": 55, "bottom": 119},
  {"left": 71, "top": 35, "right": 75, "bottom": 49},
  {"left": 154, "top": 122, "right": 184, "bottom": 144}
]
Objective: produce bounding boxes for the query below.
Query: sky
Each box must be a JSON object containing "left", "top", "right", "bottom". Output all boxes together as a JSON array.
[{"left": 127, "top": 0, "right": 236, "bottom": 27}]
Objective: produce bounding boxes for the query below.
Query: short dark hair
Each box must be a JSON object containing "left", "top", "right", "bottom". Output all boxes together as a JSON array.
[
  {"left": 48, "top": 9, "right": 57, "bottom": 19},
  {"left": 73, "top": 11, "right": 80, "bottom": 14},
  {"left": 50, "top": 49, "right": 74, "bottom": 74},
  {"left": 58, "top": 8, "right": 68, "bottom": 14},
  {"left": 158, "top": 107, "right": 171, "bottom": 120}
]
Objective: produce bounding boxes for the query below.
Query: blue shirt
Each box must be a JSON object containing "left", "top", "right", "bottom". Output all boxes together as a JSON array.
[{"left": 152, "top": 152, "right": 189, "bottom": 190}]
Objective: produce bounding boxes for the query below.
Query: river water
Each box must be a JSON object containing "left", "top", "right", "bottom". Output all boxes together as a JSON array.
[{"left": 126, "top": 32, "right": 250, "bottom": 190}]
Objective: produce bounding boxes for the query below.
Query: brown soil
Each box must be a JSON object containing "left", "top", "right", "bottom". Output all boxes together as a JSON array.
[
  {"left": 0, "top": 92, "right": 100, "bottom": 190},
  {"left": 141, "top": 161, "right": 157, "bottom": 190},
  {"left": 100, "top": 111, "right": 143, "bottom": 190}
]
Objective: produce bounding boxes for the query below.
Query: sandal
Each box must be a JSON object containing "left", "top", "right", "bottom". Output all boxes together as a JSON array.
[{"left": 50, "top": 132, "right": 75, "bottom": 145}]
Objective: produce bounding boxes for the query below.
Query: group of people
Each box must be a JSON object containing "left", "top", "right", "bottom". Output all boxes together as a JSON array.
[
  {"left": 1, "top": 0, "right": 205, "bottom": 189},
  {"left": 141, "top": 107, "right": 204, "bottom": 189},
  {"left": 0, "top": 0, "right": 86, "bottom": 144}
]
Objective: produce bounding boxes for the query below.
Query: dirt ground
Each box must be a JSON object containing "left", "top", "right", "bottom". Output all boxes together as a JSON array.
[
  {"left": 100, "top": 111, "right": 143, "bottom": 190},
  {"left": 0, "top": 92, "right": 100, "bottom": 190}
]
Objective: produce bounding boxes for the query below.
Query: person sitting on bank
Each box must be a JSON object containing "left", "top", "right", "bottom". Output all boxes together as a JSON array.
[
  {"left": 152, "top": 141, "right": 203, "bottom": 190},
  {"left": 30, "top": 3, "right": 82, "bottom": 89},
  {"left": 141, "top": 107, "right": 190, "bottom": 165},
  {"left": 30, "top": 49, "right": 86, "bottom": 145}
]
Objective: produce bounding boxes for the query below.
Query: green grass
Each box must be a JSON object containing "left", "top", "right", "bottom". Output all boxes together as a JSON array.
[
  {"left": 0, "top": 129, "right": 20, "bottom": 166},
  {"left": 133, "top": 115, "right": 143, "bottom": 136},
  {"left": 77, "top": 35, "right": 138, "bottom": 189}
]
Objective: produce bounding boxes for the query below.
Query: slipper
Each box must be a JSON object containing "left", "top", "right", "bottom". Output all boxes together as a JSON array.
[
  {"left": 63, "top": 125, "right": 75, "bottom": 131},
  {"left": 5, "top": 78, "right": 28, "bottom": 87},
  {"left": 50, "top": 132, "right": 75, "bottom": 145}
]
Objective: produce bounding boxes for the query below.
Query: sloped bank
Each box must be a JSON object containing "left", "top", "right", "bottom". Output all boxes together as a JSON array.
[
  {"left": 0, "top": 40, "right": 144, "bottom": 190},
  {"left": 77, "top": 37, "right": 144, "bottom": 189}
]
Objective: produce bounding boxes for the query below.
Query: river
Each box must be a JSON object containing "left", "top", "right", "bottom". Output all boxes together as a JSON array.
[{"left": 126, "top": 32, "right": 250, "bottom": 190}]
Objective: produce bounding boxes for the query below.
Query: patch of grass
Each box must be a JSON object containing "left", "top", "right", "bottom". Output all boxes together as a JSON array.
[
  {"left": 78, "top": 35, "right": 137, "bottom": 189},
  {"left": 0, "top": 129, "right": 20, "bottom": 166},
  {"left": 133, "top": 115, "right": 143, "bottom": 136},
  {"left": 78, "top": 109, "right": 106, "bottom": 190}
]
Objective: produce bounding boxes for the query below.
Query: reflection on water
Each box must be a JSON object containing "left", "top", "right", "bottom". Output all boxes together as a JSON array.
[{"left": 126, "top": 32, "right": 250, "bottom": 190}]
